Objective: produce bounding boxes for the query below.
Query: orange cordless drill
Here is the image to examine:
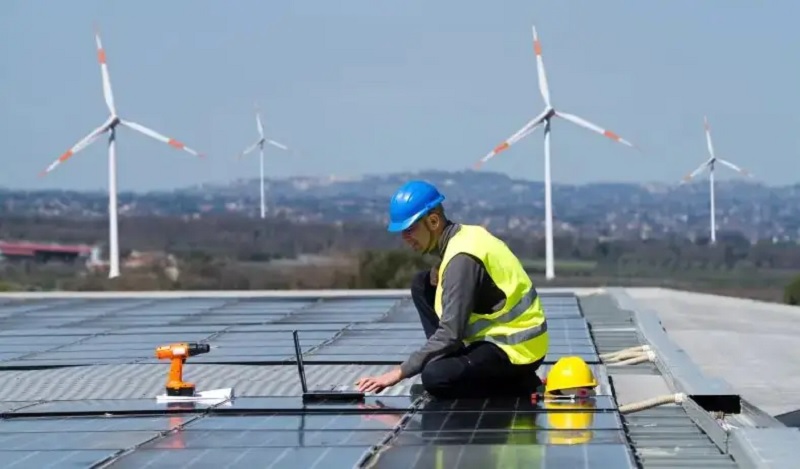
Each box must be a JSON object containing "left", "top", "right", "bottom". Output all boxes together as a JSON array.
[{"left": 155, "top": 342, "right": 210, "bottom": 396}]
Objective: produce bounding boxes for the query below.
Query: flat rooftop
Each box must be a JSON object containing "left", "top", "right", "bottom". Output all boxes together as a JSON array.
[{"left": 0, "top": 287, "right": 797, "bottom": 468}]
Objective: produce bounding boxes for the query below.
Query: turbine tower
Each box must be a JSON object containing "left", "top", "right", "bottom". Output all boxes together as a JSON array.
[
  {"left": 473, "top": 25, "right": 638, "bottom": 280},
  {"left": 39, "top": 25, "right": 205, "bottom": 279},
  {"left": 237, "top": 104, "right": 289, "bottom": 219},
  {"left": 680, "top": 116, "right": 752, "bottom": 244}
]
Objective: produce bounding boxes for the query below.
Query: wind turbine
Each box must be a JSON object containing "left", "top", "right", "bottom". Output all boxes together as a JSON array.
[
  {"left": 680, "top": 116, "right": 752, "bottom": 244},
  {"left": 39, "top": 25, "right": 205, "bottom": 279},
  {"left": 472, "top": 25, "right": 638, "bottom": 281},
  {"left": 237, "top": 104, "right": 289, "bottom": 219}
]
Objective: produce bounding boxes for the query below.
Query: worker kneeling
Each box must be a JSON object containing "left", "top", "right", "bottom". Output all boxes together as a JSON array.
[{"left": 356, "top": 181, "right": 549, "bottom": 398}]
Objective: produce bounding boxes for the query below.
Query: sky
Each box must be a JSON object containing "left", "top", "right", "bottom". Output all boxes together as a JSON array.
[{"left": 1, "top": 1, "right": 798, "bottom": 192}]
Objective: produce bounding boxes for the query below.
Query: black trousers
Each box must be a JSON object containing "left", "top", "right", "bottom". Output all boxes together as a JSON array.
[{"left": 411, "top": 270, "right": 543, "bottom": 399}]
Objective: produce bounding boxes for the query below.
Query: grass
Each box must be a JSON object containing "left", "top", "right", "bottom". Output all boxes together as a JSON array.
[{"left": 521, "top": 259, "right": 597, "bottom": 275}]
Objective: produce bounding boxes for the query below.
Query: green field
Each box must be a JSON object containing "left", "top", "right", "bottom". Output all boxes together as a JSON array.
[{"left": 521, "top": 259, "right": 598, "bottom": 274}]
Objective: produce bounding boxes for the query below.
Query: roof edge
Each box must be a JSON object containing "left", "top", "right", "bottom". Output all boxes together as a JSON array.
[
  {"left": 605, "top": 287, "right": 737, "bottom": 398},
  {"left": 603, "top": 287, "right": 800, "bottom": 469}
]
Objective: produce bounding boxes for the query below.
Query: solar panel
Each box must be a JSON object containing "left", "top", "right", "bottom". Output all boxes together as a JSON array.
[
  {"left": 6, "top": 398, "right": 224, "bottom": 416},
  {"left": 388, "top": 429, "right": 628, "bottom": 446},
  {"left": 228, "top": 324, "right": 347, "bottom": 332},
  {"left": 417, "top": 395, "right": 617, "bottom": 412},
  {"left": 403, "top": 409, "right": 621, "bottom": 431},
  {"left": 77, "top": 333, "right": 219, "bottom": 345},
  {"left": 107, "top": 447, "right": 373, "bottom": 469},
  {"left": 0, "top": 327, "right": 108, "bottom": 337},
  {"left": 0, "top": 299, "right": 89, "bottom": 315},
  {"left": 187, "top": 415, "right": 409, "bottom": 432},
  {"left": 0, "top": 449, "right": 116, "bottom": 468},
  {"left": 369, "top": 443, "right": 635, "bottom": 468},
  {"left": 0, "top": 358, "right": 136, "bottom": 368},
  {"left": 147, "top": 428, "right": 393, "bottom": 448},
  {"left": 0, "top": 415, "right": 193, "bottom": 432},
  {"left": 210, "top": 396, "right": 414, "bottom": 413},
  {"left": 0, "top": 291, "right": 634, "bottom": 468},
  {"left": 0, "top": 353, "right": 28, "bottom": 362},
  {"left": 17, "top": 350, "right": 146, "bottom": 362},
  {"left": 275, "top": 313, "right": 383, "bottom": 324},
  {"left": 0, "top": 343, "right": 60, "bottom": 353},
  {"left": 0, "top": 430, "right": 167, "bottom": 450},
  {"left": 0, "top": 401, "right": 38, "bottom": 413}
]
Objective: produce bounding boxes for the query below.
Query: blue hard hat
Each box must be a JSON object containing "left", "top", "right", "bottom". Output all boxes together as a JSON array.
[{"left": 387, "top": 180, "right": 445, "bottom": 232}]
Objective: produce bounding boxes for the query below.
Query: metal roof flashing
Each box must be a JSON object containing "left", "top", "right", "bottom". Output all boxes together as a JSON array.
[{"left": 601, "top": 287, "right": 799, "bottom": 469}]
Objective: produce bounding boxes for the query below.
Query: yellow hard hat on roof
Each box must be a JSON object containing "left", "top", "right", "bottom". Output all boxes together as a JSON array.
[{"left": 545, "top": 356, "right": 597, "bottom": 395}]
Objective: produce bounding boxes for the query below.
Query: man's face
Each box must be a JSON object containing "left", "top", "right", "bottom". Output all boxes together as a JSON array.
[{"left": 401, "top": 216, "right": 435, "bottom": 253}]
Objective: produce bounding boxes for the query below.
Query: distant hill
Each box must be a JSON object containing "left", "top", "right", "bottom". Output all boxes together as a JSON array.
[{"left": 2, "top": 170, "right": 800, "bottom": 242}]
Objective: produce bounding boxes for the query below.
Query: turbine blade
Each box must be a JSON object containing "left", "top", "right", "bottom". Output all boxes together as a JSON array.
[
  {"left": 556, "top": 111, "right": 637, "bottom": 148},
  {"left": 531, "top": 25, "right": 551, "bottom": 108},
  {"left": 717, "top": 158, "right": 752, "bottom": 177},
  {"left": 239, "top": 140, "right": 261, "bottom": 159},
  {"left": 39, "top": 123, "right": 109, "bottom": 176},
  {"left": 94, "top": 26, "right": 116, "bottom": 115},
  {"left": 255, "top": 109, "right": 264, "bottom": 139},
  {"left": 704, "top": 116, "right": 716, "bottom": 160},
  {"left": 267, "top": 140, "right": 289, "bottom": 151},
  {"left": 121, "top": 120, "right": 205, "bottom": 158},
  {"left": 473, "top": 111, "right": 548, "bottom": 169},
  {"left": 680, "top": 160, "right": 710, "bottom": 184}
]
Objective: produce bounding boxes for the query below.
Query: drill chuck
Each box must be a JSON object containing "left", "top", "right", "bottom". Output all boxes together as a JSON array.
[{"left": 188, "top": 343, "right": 211, "bottom": 356}]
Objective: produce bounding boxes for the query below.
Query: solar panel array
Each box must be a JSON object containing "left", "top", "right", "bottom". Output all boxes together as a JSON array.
[
  {"left": 0, "top": 292, "right": 638, "bottom": 468},
  {"left": 0, "top": 294, "right": 598, "bottom": 368}
]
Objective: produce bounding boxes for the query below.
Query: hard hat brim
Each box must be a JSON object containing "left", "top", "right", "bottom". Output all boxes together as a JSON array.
[{"left": 387, "top": 215, "right": 419, "bottom": 233}]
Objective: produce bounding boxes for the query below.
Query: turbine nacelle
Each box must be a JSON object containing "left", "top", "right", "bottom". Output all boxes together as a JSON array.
[
  {"left": 679, "top": 117, "right": 752, "bottom": 185},
  {"left": 106, "top": 115, "right": 121, "bottom": 130}
]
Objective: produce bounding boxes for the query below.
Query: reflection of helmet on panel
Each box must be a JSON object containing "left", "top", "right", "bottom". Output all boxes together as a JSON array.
[
  {"left": 545, "top": 356, "right": 598, "bottom": 395},
  {"left": 544, "top": 398, "right": 597, "bottom": 445}
]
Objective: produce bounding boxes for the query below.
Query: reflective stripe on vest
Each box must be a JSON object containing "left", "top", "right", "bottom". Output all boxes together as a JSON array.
[{"left": 463, "top": 287, "right": 549, "bottom": 345}]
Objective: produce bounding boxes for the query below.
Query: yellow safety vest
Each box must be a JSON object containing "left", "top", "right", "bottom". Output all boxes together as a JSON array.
[{"left": 434, "top": 224, "right": 549, "bottom": 365}]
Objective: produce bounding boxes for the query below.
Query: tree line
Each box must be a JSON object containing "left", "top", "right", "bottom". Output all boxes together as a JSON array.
[{"left": 1, "top": 214, "right": 800, "bottom": 304}]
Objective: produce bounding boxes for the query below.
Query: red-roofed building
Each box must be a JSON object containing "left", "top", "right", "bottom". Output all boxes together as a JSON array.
[{"left": 0, "top": 240, "right": 100, "bottom": 265}]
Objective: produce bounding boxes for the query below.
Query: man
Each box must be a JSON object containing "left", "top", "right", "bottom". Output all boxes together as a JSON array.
[{"left": 355, "top": 180, "right": 549, "bottom": 398}]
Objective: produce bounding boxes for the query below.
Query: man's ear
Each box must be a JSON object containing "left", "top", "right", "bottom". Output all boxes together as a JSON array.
[{"left": 426, "top": 213, "right": 440, "bottom": 230}]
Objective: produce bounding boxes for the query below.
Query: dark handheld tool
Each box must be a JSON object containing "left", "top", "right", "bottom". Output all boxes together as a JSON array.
[
  {"left": 155, "top": 342, "right": 211, "bottom": 396},
  {"left": 292, "top": 330, "right": 365, "bottom": 403}
]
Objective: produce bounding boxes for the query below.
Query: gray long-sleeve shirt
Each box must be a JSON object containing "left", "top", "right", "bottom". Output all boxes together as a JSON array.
[{"left": 399, "top": 223, "right": 510, "bottom": 378}]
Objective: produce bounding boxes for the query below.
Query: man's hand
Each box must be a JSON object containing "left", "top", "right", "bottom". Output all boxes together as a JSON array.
[{"left": 355, "top": 368, "right": 403, "bottom": 394}]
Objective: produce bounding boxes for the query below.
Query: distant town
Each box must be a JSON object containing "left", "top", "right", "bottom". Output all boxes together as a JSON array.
[{"left": 2, "top": 170, "right": 799, "bottom": 243}]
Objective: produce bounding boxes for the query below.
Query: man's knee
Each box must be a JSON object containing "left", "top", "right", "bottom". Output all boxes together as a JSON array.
[
  {"left": 420, "top": 357, "right": 467, "bottom": 397},
  {"left": 420, "top": 364, "right": 449, "bottom": 397}
]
